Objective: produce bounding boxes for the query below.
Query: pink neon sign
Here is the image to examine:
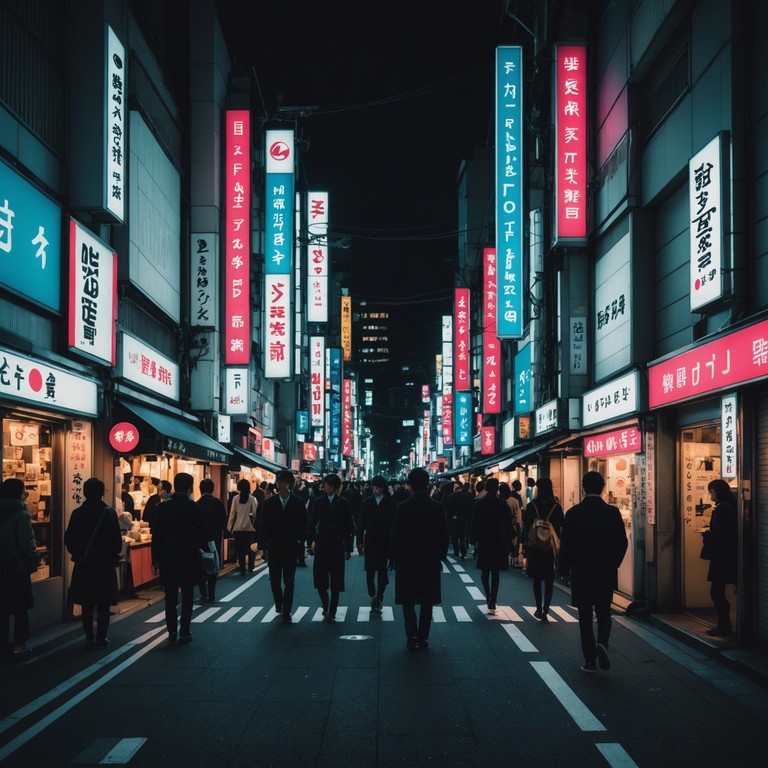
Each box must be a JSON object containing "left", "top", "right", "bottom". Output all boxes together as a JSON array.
[
  {"left": 455, "top": 288, "right": 470, "bottom": 391},
  {"left": 583, "top": 426, "right": 642, "bottom": 457},
  {"left": 483, "top": 248, "right": 501, "bottom": 413}
]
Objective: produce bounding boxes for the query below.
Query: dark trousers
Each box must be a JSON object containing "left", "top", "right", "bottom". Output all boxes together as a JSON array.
[
  {"left": 296, "top": 538, "right": 307, "bottom": 566},
  {"left": 481, "top": 569, "right": 500, "bottom": 606},
  {"left": 269, "top": 561, "right": 296, "bottom": 615},
  {"left": 366, "top": 568, "right": 388, "bottom": 599},
  {"left": 317, "top": 588, "right": 340, "bottom": 616},
  {"left": 532, "top": 577, "right": 554, "bottom": 612},
  {"left": 1, "top": 610, "right": 30, "bottom": 647},
  {"left": 81, "top": 603, "right": 110, "bottom": 641},
  {"left": 450, "top": 520, "right": 468, "bottom": 557},
  {"left": 233, "top": 531, "right": 255, "bottom": 573},
  {"left": 576, "top": 588, "right": 613, "bottom": 663},
  {"left": 199, "top": 540, "right": 222, "bottom": 600},
  {"left": 402, "top": 602, "right": 433, "bottom": 640},
  {"left": 710, "top": 578, "right": 732, "bottom": 628},
  {"left": 164, "top": 585, "right": 194, "bottom": 636}
]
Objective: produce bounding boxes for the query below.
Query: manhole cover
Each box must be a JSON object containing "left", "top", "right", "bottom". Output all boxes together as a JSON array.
[{"left": 339, "top": 634, "right": 373, "bottom": 641}]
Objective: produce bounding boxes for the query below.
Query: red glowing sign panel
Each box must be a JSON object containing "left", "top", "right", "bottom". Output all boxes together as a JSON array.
[
  {"left": 342, "top": 378, "right": 353, "bottom": 457},
  {"left": 482, "top": 248, "right": 501, "bottom": 414},
  {"left": 455, "top": 288, "right": 470, "bottom": 391},
  {"left": 303, "top": 442, "right": 317, "bottom": 462},
  {"left": 481, "top": 426, "right": 495, "bottom": 455},
  {"left": 583, "top": 427, "right": 642, "bottom": 457},
  {"left": 225, "top": 110, "right": 251, "bottom": 364},
  {"left": 442, "top": 392, "right": 453, "bottom": 447},
  {"left": 109, "top": 422, "right": 139, "bottom": 452},
  {"left": 555, "top": 45, "right": 587, "bottom": 242}
]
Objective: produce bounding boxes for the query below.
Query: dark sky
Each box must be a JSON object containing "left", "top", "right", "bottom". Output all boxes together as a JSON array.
[{"left": 219, "top": 0, "right": 507, "bottom": 368}]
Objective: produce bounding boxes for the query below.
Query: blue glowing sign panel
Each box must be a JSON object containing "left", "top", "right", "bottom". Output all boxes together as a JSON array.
[
  {"left": 454, "top": 391, "right": 473, "bottom": 446},
  {"left": 514, "top": 344, "right": 532, "bottom": 414}
]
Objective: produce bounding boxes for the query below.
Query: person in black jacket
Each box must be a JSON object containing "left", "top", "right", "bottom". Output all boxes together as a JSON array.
[
  {"left": 445, "top": 482, "right": 473, "bottom": 559},
  {"left": 151, "top": 473, "right": 209, "bottom": 642},
  {"left": 357, "top": 475, "right": 396, "bottom": 614},
  {"left": 260, "top": 470, "right": 308, "bottom": 622},
  {"left": 307, "top": 474, "right": 354, "bottom": 622},
  {"left": 390, "top": 467, "right": 449, "bottom": 650},
  {"left": 559, "top": 471, "right": 628, "bottom": 672},
  {"left": 197, "top": 478, "right": 228, "bottom": 603},
  {"left": 65, "top": 478, "right": 123, "bottom": 648}
]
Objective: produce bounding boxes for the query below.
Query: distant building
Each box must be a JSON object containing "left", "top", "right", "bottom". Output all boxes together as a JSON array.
[{"left": 354, "top": 306, "right": 390, "bottom": 365}]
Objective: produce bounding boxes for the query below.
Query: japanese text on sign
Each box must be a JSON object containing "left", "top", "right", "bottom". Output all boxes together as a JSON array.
[
  {"left": 583, "top": 426, "right": 641, "bottom": 457},
  {"left": 105, "top": 26, "right": 125, "bottom": 222},
  {"left": 190, "top": 234, "right": 218, "bottom": 329},
  {"left": 454, "top": 288, "right": 470, "bottom": 391},
  {"left": 483, "top": 248, "right": 501, "bottom": 414}
]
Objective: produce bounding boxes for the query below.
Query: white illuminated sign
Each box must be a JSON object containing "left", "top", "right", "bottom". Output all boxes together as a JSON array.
[
  {"left": 581, "top": 370, "right": 640, "bottom": 428},
  {"left": 225, "top": 367, "right": 249, "bottom": 415},
  {"left": 264, "top": 273, "right": 292, "bottom": 379},
  {"left": 190, "top": 233, "right": 218, "bottom": 329},
  {"left": 310, "top": 336, "right": 325, "bottom": 427},
  {"left": 307, "top": 191, "right": 329, "bottom": 323},
  {"left": 721, "top": 393, "right": 737, "bottom": 479},
  {"left": 119, "top": 332, "right": 179, "bottom": 401},
  {"left": 105, "top": 25, "right": 126, "bottom": 222}
]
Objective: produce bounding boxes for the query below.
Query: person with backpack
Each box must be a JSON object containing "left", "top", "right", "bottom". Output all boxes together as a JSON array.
[{"left": 521, "top": 476, "right": 564, "bottom": 621}]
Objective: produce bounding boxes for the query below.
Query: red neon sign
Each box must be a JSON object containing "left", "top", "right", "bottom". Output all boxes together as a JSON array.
[
  {"left": 482, "top": 248, "right": 501, "bottom": 413},
  {"left": 455, "top": 288, "right": 470, "bottom": 391},
  {"left": 583, "top": 427, "right": 642, "bottom": 457}
]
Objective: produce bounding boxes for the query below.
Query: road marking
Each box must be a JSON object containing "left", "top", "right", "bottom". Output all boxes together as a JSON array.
[
  {"left": 145, "top": 604, "right": 201, "bottom": 624},
  {"left": 291, "top": 606, "right": 309, "bottom": 622},
  {"left": 466, "top": 586, "right": 485, "bottom": 601},
  {"left": 530, "top": 661, "right": 606, "bottom": 732},
  {"left": 459, "top": 574, "right": 474, "bottom": 583},
  {"left": 381, "top": 606, "right": 394, "bottom": 621},
  {"left": 497, "top": 605, "right": 523, "bottom": 622},
  {"left": 335, "top": 606, "right": 348, "bottom": 621},
  {"left": 441, "top": 561, "right": 450, "bottom": 573},
  {"left": 502, "top": 623, "right": 539, "bottom": 652},
  {"left": 100, "top": 737, "right": 147, "bottom": 764},
  {"left": 432, "top": 607, "right": 446, "bottom": 623},
  {"left": 312, "top": 608, "right": 325, "bottom": 621},
  {"left": 452, "top": 564, "right": 466, "bottom": 573},
  {"left": 446, "top": 556, "right": 457, "bottom": 564},
  {"left": 238, "top": 607, "right": 263, "bottom": 622},
  {"left": 192, "top": 607, "right": 221, "bottom": 623},
  {"left": 0, "top": 633, "right": 168, "bottom": 763},
  {"left": 358, "top": 607, "right": 371, "bottom": 622},
  {"left": 523, "top": 606, "right": 558, "bottom": 621},
  {"left": 452, "top": 606, "right": 472, "bottom": 622},
  {"left": 218, "top": 564, "right": 270, "bottom": 602},
  {"left": 595, "top": 743, "right": 639, "bottom": 767},
  {"left": 261, "top": 607, "right": 280, "bottom": 622},
  {"left": 479, "top": 605, "right": 506, "bottom": 621},
  {"left": 550, "top": 606, "right": 578, "bottom": 622},
  {"left": 215, "top": 607, "right": 242, "bottom": 623}
]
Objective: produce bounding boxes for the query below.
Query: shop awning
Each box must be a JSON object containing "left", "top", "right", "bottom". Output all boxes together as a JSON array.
[
  {"left": 231, "top": 446, "right": 287, "bottom": 475},
  {"left": 496, "top": 436, "right": 562, "bottom": 471},
  {"left": 118, "top": 400, "right": 232, "bottom": 464}
]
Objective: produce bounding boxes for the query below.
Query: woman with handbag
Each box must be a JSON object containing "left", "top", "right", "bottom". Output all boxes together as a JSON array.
[
  {"left": 702, "top": 479, "right": 738, "bottom": 637},
  {"left": 0, "top": 478, "right": 38, "bottom": 655},
  {"left": 228, "top": 479, "right": 258, "bottom": 576},
  {"left": 65, "top": 478, "right": 123, "bottom": 648},
  {"left": 521, "top": 477, "right": 564, "bottom": 621}
]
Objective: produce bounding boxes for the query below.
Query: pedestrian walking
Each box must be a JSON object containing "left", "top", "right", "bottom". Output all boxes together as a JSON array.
[
  {"left": 64, "top": 478, "right": 122, "bottom": 649},
  {"left": 227, "top": 479, "right": 258, "bottom": 576},
  {"left": 141, "top": 479, "right": 171, "bottom": 532},
  {"left": 470, "top": 477, "right": 515, "bottom": 615},
  {"left": 559, "top": 471, "right": 628, "bottom": 672},
  {"left": 389, "top": 467, "right": 449, "bottom": 650},
  {"left": 260, "top": 470, "right": 308, "bottom": 623},
  {"left": 356, "top": 475, "right": 396, "bottom": 614},
  {"left": 307, "top": 474, "right": 354, "bottom": 622},
  {"left": 445, "top": 482, "right": 473, "bottom": 559},
  {"left": 197, "top": 478, "right": 228, "bottom": 603},
  {"left": 0, "top": 478, "right": 38, "bottom": 656},
  {"left": 521, "top": 477, "right": 564, "bottom": 621},
  {"left": 499, "top": 482, "right": 523, "bottom": 567},
  {"left": 701, "top": 479, "right": 738, "bottom": 637},
  {"left": 151, "top": 472, "right": 209, "bottom": 642}
]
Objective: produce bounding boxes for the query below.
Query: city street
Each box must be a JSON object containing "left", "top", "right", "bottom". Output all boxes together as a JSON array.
[{"left": 0, "top": 554, "right": 764, "bottom": 768}]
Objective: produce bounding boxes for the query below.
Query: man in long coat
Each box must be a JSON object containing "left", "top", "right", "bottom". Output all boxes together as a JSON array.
[
  {"left": 151, "top": 472, "right": 209, "bottom": 642},
  {"left": 307, "top": 474, "right": 354, "bottom": 621},
  {"left": 389, "top": 467, "right": 449, "bottom": 649},
  {"left": 260, "top": 470, "right": 308, "bottom": 622},
  {"left": 559, "top": 471, "right": 628, "bottom": 673},
  {"left": 357, "top": 475, "right": 396, "bottom": 613}
]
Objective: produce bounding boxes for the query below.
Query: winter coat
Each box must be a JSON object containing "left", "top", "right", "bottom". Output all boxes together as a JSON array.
[
  {"left": 522, "top": 498, "right": 565, "bottom": 581},
  {"left": 558, "top": 495, "right": 628, "bottom": 603},
  {"left": 65, "top": 500, "right": 122, "bottom": 607},
  {"left": 445, "top": 490, "right": 474, "bottom": 537},
  {"left": 390, "top": 491, "right": 449, "bottom": 605},
  {"left": 357, "top": 493, "right": 396, "bottom": 572},
  {"left": 0, "top": 498, "right": 38, "bottom": 614},
  {"left": 198, "top": 494, "right": 227, "bottom": 542},
  {"left": 151, "top": 492, "right": 209, "bottom": 589},
  {"left": 308, "top": 493, "right": 354, "bottom": 591},
  {"left": 228, "top": 495, "right": 258, "bottom": 534},
  {"left": 703, "top": 501, "right": 737, "bottom": 585},
  {"left": 260, "top": 492, "right": 308, "bottom": 567},
  {"left": 470, "top": 494, "right": 515, "bottom": 571}
]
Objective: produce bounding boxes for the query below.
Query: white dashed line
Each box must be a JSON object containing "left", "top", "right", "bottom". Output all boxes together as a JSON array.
[
  {"left": 502, "top": 623, "right": 539, "bottom": 652},
  {"left": 530, "top": 661, "right": 606, "bottom": 732},
  {"left": 595, "top": 743, "right": 639, "bottom": 767}
]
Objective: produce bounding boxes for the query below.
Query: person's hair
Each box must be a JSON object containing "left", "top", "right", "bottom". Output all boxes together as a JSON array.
[
  {"left": 121, "top": 482, "right": 131, "bottom": 492},
  {"left": 511, "top": 479, "right": 522, "bottom": 491},
  {"left": 83, "top": 477, "right": 105, "bottom": 500},
  {"left": 708, "top": 478, "right": 735, "bottom": 506},
  {"left": 407, "top": 467, "right": 430, "bottom": 492},
  {"left": 276, "top": 470, "right": 295, "bottom": 486},
  {"left": 174, "top": 472, "right": 194, "bottom": 494},
  {"left": 371, "top": 475, "right": 387, "bottom": 490},
  {"left": 150, "top": 477, "right": 160, "bottom": 486},
  {"left": 498, "top": 481, "right": 511, "bottom": 499},
  {"left": 582, "top": 471, "right": 605, "bottom": 495},
  {"left": 323, "top": 473, "right": 341, "bottom": 490},
  {"left": 535, "top": 476, "right": 555, "bottom": 501},
  {"left": 237, "top": 478, "right": 251, "bottom": 503},
  {"left": 527, "top": 477, "right": 536, "bottom": 487},
  {"left": 475, "top": 480, "right": 485, "bottom": 493},
  {"left": 160, "top": 480, "right": 173, "bottom": 494},
  {"left": 485, "top": 477, "right": 500, "bottom": 496},
  {"left": 462, "top": 482, "right": 471, "bottom": 492},
  {"left": 0, "top": 478, "right": 26, "bottom": 499},
  {"left": 200, "top": 478, "right": 214, "bottom": 494}
]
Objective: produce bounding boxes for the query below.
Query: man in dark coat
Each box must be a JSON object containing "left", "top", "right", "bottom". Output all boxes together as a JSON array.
[
  {"left": 559, "top": 471, "right": 628, "bottom": 673},
  {"left": 446, "top": 482, "right": 474, "bottom": 559},
  {"left": 389, "top": 467, "right": 449, "bottom": 650},
  {"left": 307, "top": 474, "right": 355, "bottom": 621},
  {"left": 260, "top": 470, "right": 308, "bottom": 623},
  {"left": 151, "top": 472, "right": 209, "bottom": 642},
  {"left": 357, "top": 475, "right": 396, "bottom": 613},
  {"left": 141, "top": 479, "right": 170, "bottom": 532},
  {"left": 197, "top": 478, "right": 228, "bottom": 603}
]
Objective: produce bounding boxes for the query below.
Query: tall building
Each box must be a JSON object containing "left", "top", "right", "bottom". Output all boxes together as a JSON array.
[{"left": 354, "top": 305, "right": 391, "bottom": 365}]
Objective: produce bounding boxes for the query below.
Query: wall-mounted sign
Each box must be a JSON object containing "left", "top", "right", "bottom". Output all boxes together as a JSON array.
[
  {"left": 581, "top": 370, "right": 641, "bottom": 428},
  {"left": 514, "top": 344, "right": 532, "bottom": 414},
  {"left": 483, "top": 248, "right": 501, "bottom": 413},
  {"left": 68, "top": 219, "right": 117, "bottom": 365},
  {"left": 119, "top": 332, "right": 179, "bottom": 401},
  {"left": 213, "top": 412, "right": 231, "bottom": 444},
  {"left": 310, "top": 336, "right": 325, "bottom": 427},
  {"left": 442, "top": 392, "right": 453, "bottom": 447},
  {"left": 342, "top": 378, "right": 353, "bottom": 457},
  {"left": 264, "top": 273, "right": 292, "bottom": 379},
  {"left": 296, "top": 410, "right": 309, "bottom": 435},
  {"left": 421, "top": 384, "right": 430, "bottom": 403},
  {"left": 262, "top": 437, "right": 275, "bottom": 462},
  {"left": 583, "top": 426, "right": 642, "bottom": 458},
  {"left": 225, "top": 367, "right": 249, "bottom": 415},
  {"left": 595, "top": 232, "right": 631, "bottom": 381},
  {"left": 109, "top": 421, "right": 140, "bottom": 452},
  {"left": 721, "top": 393, "right": 737, "bottom": 479},
  {"left": 341, "top": 295, "right": 352, "bottom": 361},
  {"left": 535, "top": 398, "right": 560, "bottom": 435},
  {"left": 454, "top": 288, "right": 470, "bottom": 391},
  {"left": 67, "top": 421, "right": 92, "bottom": 511},
  {"left": 303, "top": 442, "right": 317, "bottom": 462},
  {"left": 264, "top": 129, "right": 294, "bottom": 274},
  {"left": 570, "top": 315, "right": 587, "bottom": 374},
  {"left": 454, "top": 391, "right": 472, "bottom": 446},
  {"left": 105, "top": 25, "right": 126, "bottom": 222},
  {"left": 481, "top": 426, "right": 495, "bottom": 455},
  {"left": 190, "top": 233, "right": 218, "bottom": 329},
  {"left": 307, "top": 191, "right": 329, "bottom": 323}
]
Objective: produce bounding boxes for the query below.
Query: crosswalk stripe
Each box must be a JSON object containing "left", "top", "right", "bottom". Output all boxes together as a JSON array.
[
  {"left": 497, "top": 605, "right": 523, "bottom": 622},
  {"left": 523, "top": 606, "right": 558, "bottom": 622},
  {"left": 238, "top": 607, "right": 263, "bottom": 622},
  {"left": 466, "top": 586, "right": 485, "bottom": 601},
  {"left": 452, "top": 606, "right": 472, "bottom": 622},
  {"left": 146, "top": 604, "right": 201, "bottom": 623},
  {"left": 261, "top": 607, "right": 280, "bottom": 623},
  {"left": 192, "top": 607, "right": 221, "bottom": 623},
  {"left": 432, "top": 607, "right": 446, "bottom": 623},
  {"left": 215, "top": 607, "right": 242, "bottom": 623},
  {"left": 381, "top": 606, "right": 394, "bottom": 621},
  {"left": 478, "top": 605, "right": 506, "bottom": 621},
  {"left": 441, "top": 561, "right": 450, "bottom": 573},
  {"left": 459, "top": 574, "right": 474, "bottom": 584},
  {"left": 453, "top": 564, "right": 466, "bottom": 573},
  {"left": 503, "top": 623, "right": 539, "bottom": 652},
  {"left": 312, "top": 607, "right": 325, "bottom": 621},
  {"left": 446, "top": 556, "right": 457, "bottom": 564},
  {"left": 549, "top": 606, "right": 578, "bottom": 622},
  {"left": 358, "top": 607, "right": 371, "bottom": 622},
  {"left": 291, "top": 606, "right": 309, "bottom": 622},
  {"left": 335, "top": 606, "right": 348, "bottom": 621}
]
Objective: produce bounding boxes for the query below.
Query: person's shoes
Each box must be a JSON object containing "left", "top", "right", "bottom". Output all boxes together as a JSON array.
[
  {"left": 417, "top": 639, "right": 430, "bottom": 649},
  {"left": 168, "top": 633, "right": 177, "bottom": 643},
  {"left": 94, "top": 638, "right": 110, "bottom": 649},
  {"left": 321, "top": 608, "right": 328, "bottom": 617},
  {"left": 488, "top": 604, "right": 497, "bottom": 615},
  {"left": 85, "top": 636, "right": 95, "bottom": 650},
  {"left": 406, "top": 635, "right": 418, "bottom": 650},
  {"left": 239, "top": 570, "right": 246, "bottom": 578},
  {"left": 179, "top": 633, "right": 193, "bottom": 643},
  {"left": 376, "top": 598, "right": 384, "bottom": 612},
  {"left": 706, "top": 625, "right": 734, "bottom": 637},
  {"left": 534, "top": 609, "right": 543, "bottom": 619},
  {"left": 11, "top": 644, "right": 32, "bottom": 655},
  {"left": 325, "top": 613, "right": 336, "bottom": 623},
  {"left": 541, "top": 611, "right": 549, "bottom": 623},
  {"left": 282, "top": 614, "right": 293, "bottom": 623},
  {"left": 370, "top": 596, "right": 378, "bottom": 612},
  {"left": 581, "top": 661, "right": 597, "bottom": 673},
  {"left": 275, "top": 604, "right": 283, "bottom": 614},
  {"left": 206, "top": 595, "right": 216, "bottom": 603},
  {"left": 596, "top": 642, "right": 610, "bottom": 669}
]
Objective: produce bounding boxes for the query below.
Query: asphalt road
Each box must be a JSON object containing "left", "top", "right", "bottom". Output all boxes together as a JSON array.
[{"left": 0, "top": 554, "right": 764, "bottom": 767}]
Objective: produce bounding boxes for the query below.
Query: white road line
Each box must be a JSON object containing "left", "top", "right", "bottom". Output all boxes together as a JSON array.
[
  {"left": 146, "top": 604, "right": 201, "bottom": 623},
  {"left": 466, "top": 586, "right": 486, "bottom": 601},
  {"left": 0, "top": 632, "right": 168, "bottom": 763},
  {"left": 478, "top": 605, "right": 505, "bottom": 621},
  {"left": 312, "top": 608, "right": 325, "bottom": 621},
  {"left": 381, "top": 606, "right": 394, "bottom": 621},
  {"left": 335, "top": 606, "right": 348, "bottom": 621},
  {"left": 215, "top": 607, "right": 242, "bottom": 623},
  {"left": 358, "top": 607, "right": 371, "bottom": 622},
  {"left": 432, "top": 607, "right": 446, "bottom": 623},
  {"left": 191, "top": 607, "right": 221, "bottom": 623},
  {"left": 0, "top": 627, "right": 165, "bottom": 737},
  {"left": 261, "top": 607, "right": 280, "bottom": 623},
  {"left": 595, "top": 743, "right": 639, "bottom": 768},
  {"left": 550, "top": 606, "right": 578, "bottom": 622},
  {"left": 523, "top": 606, "right": 558, "bottom": 621},
  {"left": 452, "top": 606, "right": 472, "bottom": 622},
  {"left": 441, "top": 561, "right": 450, "bottom": 573},
  {"left": 238, "top": 607, "right": 263, "bottom": 622},
  {"left": 452, "top": 564, "right": 466, "bottom": 573},
  {"left": 459, "top": 574, "right": 474, "bottom": 583},
  {"left": 100, "top": 737, "right": 147, "bottom": 764},
  {"left": 502, "top": 624, "right": 539, "bottom": 652},
  {"left": 219, "top": 565, "right": 270, "bottom": 602},
  {"left": 291, "top": 606, "right": 309, "bottom": 622},
  {"left": 497, "top": 606, "right": 523, "bottom": 622},
  {"left": 446, "top": 556, "right": 457, "bottom": 564},
  {"left": 530, "top": 661, "right": 606, "bottom": 732}
]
